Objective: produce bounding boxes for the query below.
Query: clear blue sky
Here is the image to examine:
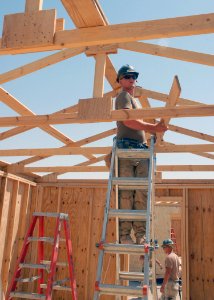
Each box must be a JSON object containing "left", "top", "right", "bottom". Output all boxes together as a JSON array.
[{"left": 0, "top": 1, "right": 213, "bottom": 179}]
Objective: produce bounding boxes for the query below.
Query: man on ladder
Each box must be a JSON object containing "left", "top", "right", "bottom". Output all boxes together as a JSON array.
[{"left": 115, "top": 64, "right": 168, "bottom": 245}]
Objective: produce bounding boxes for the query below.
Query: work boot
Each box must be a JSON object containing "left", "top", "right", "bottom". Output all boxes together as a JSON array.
[{"left": 120, "top": 235, "right": 134, "bottom": 244}]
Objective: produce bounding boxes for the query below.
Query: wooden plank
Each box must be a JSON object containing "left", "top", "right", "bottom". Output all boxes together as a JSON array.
[
  {"left": 0, "top": 48, "right": 84, "bottom": 84},
  {"left": 0, "top": 178, "right": 13, "bottom": 270},
  {"left": 78, "top": 97, "right": 112, "bottom": 120},
  {"left": 93, "top": 54, "right": 106, "bottom": 97},
  {"left": 85, "top": 44, "right": 117, "bottom": 56},
  {"left": 25, "top": 0, "right": 43, "bottom": 12},
  {"left": 0, "top": 105, "right": 214, "bottom": 127},
  {"left": 188, "top": 189, "right": 203, "bottom": 299},
  {"left": 0, "top": 104, "right": 213, "bottom": 126},
  {"left": 181, "top": 188, "right": 188, "bottom": 300},
  {"left": 54, "top": 13, "right": 214, "bottom": 48},
  {"left": 135, "top": 87, "right": 203, "bottom": 105},
  {"left": 201, "top": 189, "right": 214, "bottom": 300},
  {"left": 61, "top": 0, "right": 107, "bottom": 28},
  {"left": 157, "top": 165, "right": 214, "bottom": 172},
  {"left": 1, "top": 13, "right": 214, "bottom": 54},
  {"left": 155, "top": 143, "right": 214, "bottom": 153},
  {"left": 1, "top": 181, "right": 19, "bottom": 291},
  {"left": 2, "top": 9, "right": 56, "bottom": 49},
  {"left": 25, "top": 166, "right": 108, "bottom": 173},
  {"left": 156, "top": 76, "right": 181, "bottom": 143},
  {"left": 0, "top": 146, "right": 112, "bottom": 157},
  {"left": 168, "top": 124, "right": 214, "bottom": 143},
  {"left": 56, "top": 18, "right": 65, "bottom": 31},
  {"left": 118, "top": 41, "right": 214, "bottom": 66}
]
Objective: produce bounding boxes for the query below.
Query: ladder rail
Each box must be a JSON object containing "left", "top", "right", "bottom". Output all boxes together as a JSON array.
[
  {"left": 143, "top": 135, "right": 155, "bottom": 295},
  {"left": 94, "top": 136, "right": 158, "bottom": 300},
  {"left": 94, "top": 138, "right": 117, "bottom": 300}
]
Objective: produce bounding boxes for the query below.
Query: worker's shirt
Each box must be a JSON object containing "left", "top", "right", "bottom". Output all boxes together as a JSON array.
[
  {"left": 165, "top": 252, "right": 180, "bottom": 281},
  {"left": 115, "top": 91, "right": 146, "bottom": 143}
]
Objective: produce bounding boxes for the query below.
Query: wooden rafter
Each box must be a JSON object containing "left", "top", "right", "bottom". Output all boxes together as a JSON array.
[
  {"left": 1, "top": 13, "right": 214, "bottom": 54},
  {"left": 0, "top": 144, "right": 213, "bottom": 157},
  {"left": 0, "top": 105, "right": 213, "bottom": 127},
  {"left": 118, "top": 41, "right": 214, "bottom": 66}
]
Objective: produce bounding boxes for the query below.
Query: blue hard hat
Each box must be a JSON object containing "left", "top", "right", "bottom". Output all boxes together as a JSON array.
[{"left": 161, "top": 239, "right": 174, "bottom": 247}]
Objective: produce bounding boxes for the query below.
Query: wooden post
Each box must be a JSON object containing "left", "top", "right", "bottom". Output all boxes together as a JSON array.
[
  {"left": 25, "top": 0, "right": 43, "bottom": 12},
  {"left": 93, "top": 53, "right": 106, "bottom": 98}
]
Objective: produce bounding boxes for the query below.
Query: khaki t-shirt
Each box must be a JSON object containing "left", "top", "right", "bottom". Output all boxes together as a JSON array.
[
  {"left": 165, "top": 252, "right": 180, "bottom": 281},
  {"left": 115, "top": 91, "right": 146, "bottom": 143}
]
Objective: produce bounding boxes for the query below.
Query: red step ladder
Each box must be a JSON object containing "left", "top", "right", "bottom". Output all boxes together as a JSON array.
[
  {"left": 170, "top": 228, "right": 178, "bottom": 255},
  {"left": 6, "top": 212, "right": 77, "bottom": 300}
]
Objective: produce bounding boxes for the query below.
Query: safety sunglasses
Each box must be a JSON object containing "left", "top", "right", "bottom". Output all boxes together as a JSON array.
[{"left": 121, "top": 74, "right": 137, "bottom": 80}]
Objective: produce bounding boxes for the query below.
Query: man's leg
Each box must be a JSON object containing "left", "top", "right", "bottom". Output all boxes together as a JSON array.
[
  {"left": 133, "top": 159, "right": 149, "bottom": 243},
  {"left": 119, "top": 159, "right": 134, "bottom": 243},
  {"left": 164, "top": 281, "right": 179, "bottom": 300}
]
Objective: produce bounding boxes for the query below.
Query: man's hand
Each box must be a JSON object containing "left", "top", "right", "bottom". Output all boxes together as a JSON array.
[{"left": 153, "top": 119, "right": 168, "bottom": 133}]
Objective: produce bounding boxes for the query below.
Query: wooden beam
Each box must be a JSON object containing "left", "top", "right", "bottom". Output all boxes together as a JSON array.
[
  {"left": 1, "top": 13, "right": 214, "bottom": 54},
  {"left": 168, "top": 124, "right": 214, "bottom": 143},
  {"left": 56, "top": 18, "right": 65, "bottom": 31},
  {"left": 135, "top": 87, "right": 203, "bottom": 106},
  {"left": 0, "top": 105, "right": 213, "bottom": 126},
  {"left": 24, "top": 166, "right": 109, "bottom": 173},
  {"left": 155, "top": 144, "right": 214, "bottom": 153},
  {"left": 118, "top": 41, "right": 214, "bottom": 66},
  {"left": 54, "top": 13, "right": 214, "bottom": 49},
  {"left": 156, "top": 76, "right": 181, "bottom": 143},
  {"left": 60, "top": 0, "right": 107, "bottom": 28},
  {"left": 0, "top": 146, "right": 112, "bottom": 157},
  {"left": 25, "top": 0, "right": 43, "bottom": 12},
  {"left": 0, "top": 48, "right": 84, "bottom": 84},
  {"left": 11, "top": 128, "right": 116, "bottom": 167},
  {"left": 157, "top": 165, "right": 214, "bottom": 171},
  {"left": 93, "top": 54, "right": 106, "bottom": 97}
]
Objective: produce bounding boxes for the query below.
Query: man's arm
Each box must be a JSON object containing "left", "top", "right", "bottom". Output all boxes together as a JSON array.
[
  {"left": 123, "top": 118, "right": 168, "bottom": 134},
  {"left": 160, "top": 267, "right": 171, "bottom": 293}
]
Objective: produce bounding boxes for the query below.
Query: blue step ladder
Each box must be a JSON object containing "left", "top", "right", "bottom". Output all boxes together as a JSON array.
[{"left": 93, "top": 136, "right": 158, "bottom": 300}]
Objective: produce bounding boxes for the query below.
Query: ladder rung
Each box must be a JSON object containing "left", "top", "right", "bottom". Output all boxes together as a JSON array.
[
  {"left": 10, "top": 292, "right": 45, "bottom": 299},
  {"left": 103, "top": 243, "right": 145, "bottom": 255},
  {"left": 112, "top": 177, "right": 148, "bottom": 188},
  {"left": 98, "top": 283, "right": 143, "bottom": 296},
  {"left": 19, "top": 263, "right": 49, "bottom": 270},
  {"left": 16, "top": 275, "right": 41, "bottom": 283},
  {"left": 33, "top": 212, "right": 68, "bottom": 219},
  {"left": 40, "top": 283, "right": 71, "bottom": 291},
  {"left": 109, "top": 209, "right": 147, "bottom": 220},
  {"left": 41, "top": 260, "right": 68, "bottom": 267},
  {"left": 116, "top": 148, "right": 150, "bottom": 159},
  {"left": 28, "top": 237, "right": 54, "bottom": 243},
  {"left": 119, "top": 271, "right": 152, "bottom": 281}
]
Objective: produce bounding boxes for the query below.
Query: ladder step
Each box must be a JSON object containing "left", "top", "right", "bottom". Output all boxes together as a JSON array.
[
  {"left": 109, "top": 209, "right": 147, "bottom": 220},
  {"left": 98, "top": 283, "right": 143, "bottom": 296},
  {"left": 103, "top": 243, "right": 145, "bottom": 255},
  {"left": 112, "top": 177, "right": 148, "bottom": 189},
  {"left": 40, "top": 283, "right": 71, "bottom": 291},
  {"left": 16, "top": 275, "right": 41, "bottom": 283},
  {"left": 28, "top": 237, "right": 54, "bottom": 243},
  {"left": 116, "top": 148, "right": 150, "bottom": 159},
  {"left": 41, "top": 260, "right": 68, "bottom": 267},
  {"left": 10, "top": 292, "right": 45, "bottom": 299},
  {"left": 33, "top": 212, "right": 68, "bottom": 219},
  {"left": 19, "top": 263, "right": 49, "bottom": 271},
  {"left": 28, "top": 237, "right": 66, "bottom": 243},
  {"left": 119, "top": 271, "right": 151, "bottom": 281}
]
